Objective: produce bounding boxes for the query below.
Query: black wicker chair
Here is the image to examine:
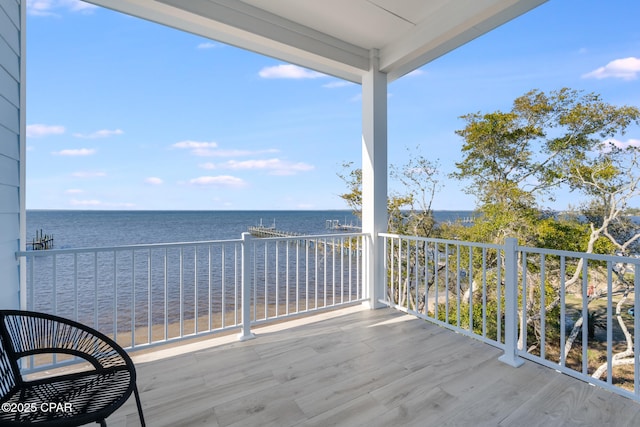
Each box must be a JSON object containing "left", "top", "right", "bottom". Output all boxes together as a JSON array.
[{"left": 0, "top": 310, "right": 145, "bottom": 426}]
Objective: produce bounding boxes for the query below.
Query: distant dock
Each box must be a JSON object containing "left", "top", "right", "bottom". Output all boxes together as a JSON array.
[
  {"left": 27, "top": 229, "right": 54, "bottom": 250},
  {"left": 248, "top": 217, "right": 361, "bottom": 239},
  {"left": 443, "top": 216, "right": 475, "bottom": 226},
  {"left": 325, "top": 219, "right": 361, "bottom": 231},
  {"left": 247, "top": 218, "right": 305, "bottom": 238},
  {"left": 247, "top": 223, "right": 361, "bottom": 253},
  {"left": 247, "top": 226, "right": 304, "bottom": 238}
]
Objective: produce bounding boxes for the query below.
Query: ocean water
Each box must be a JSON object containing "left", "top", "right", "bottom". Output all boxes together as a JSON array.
[
  {"left": 25, "top": 210, "right": 476, "bottom": 332},
  {"left": 26, "top": 210, "right": 475, "bottom": 249}
]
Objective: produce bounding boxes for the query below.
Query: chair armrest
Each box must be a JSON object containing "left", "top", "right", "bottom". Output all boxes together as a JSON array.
[{"left": 0, "top": 310, "right": 134, "bottom": 373}]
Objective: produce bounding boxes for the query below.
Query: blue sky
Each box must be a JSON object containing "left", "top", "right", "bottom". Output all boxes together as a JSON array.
[{"left": 25, "top": 0, "right": 640, "bottom": 211}]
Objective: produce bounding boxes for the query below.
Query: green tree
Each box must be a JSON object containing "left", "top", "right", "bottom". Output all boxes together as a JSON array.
[
  {"left": 451, "top": 88, "right": 640, "bottom": 246},
  {"left": 338, "top": 151, "right": 441, "bottom": 310},
  {"left": 448, "top": 88, "right": 640, "bottom": 357},
  {"left": 568, "top": 142, "right": 640, "bottom": 256},
  {"left": 339, "top": 89, "right": 640, "bottom": 362},
  {"left": 390, "top": 148, "right": 441, "bottom": 237},
  {"left": 337, "top": 148, "right": 440, "bottom": 237}
]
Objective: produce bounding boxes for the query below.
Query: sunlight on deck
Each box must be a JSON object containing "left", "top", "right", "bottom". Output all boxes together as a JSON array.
[{"left": 108, "top": 306, "right": 640, "bottom": 426}]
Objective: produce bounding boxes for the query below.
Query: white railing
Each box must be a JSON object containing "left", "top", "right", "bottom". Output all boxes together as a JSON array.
[
  {"left": 380, "top": 233, "right": 640, "bottom": 402},
  {"left": 19, "top": 238, "right": 244, "bottom": 351},
  {"left": 17, "top": 229, "right": 639, "bottom": 401},
  {"left": 379, "top": 233, "right": 507, "bottom": 347},
  {"left": 16, "top": 232, "right": 366, "bottom": 358},
  {"left": 516, "top": 245, "right": 640, "bottom": 401},
  {"left": 248, "top": 232, "right": 365, "bottom": 325}
]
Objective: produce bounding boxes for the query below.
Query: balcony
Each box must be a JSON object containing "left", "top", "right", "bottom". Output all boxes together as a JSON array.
[
  {"left": 16, "top": 231, "right": 640, "bottom": 425},
  {"left": 10, "top": 1, "right": 633, "bottom": 424}
]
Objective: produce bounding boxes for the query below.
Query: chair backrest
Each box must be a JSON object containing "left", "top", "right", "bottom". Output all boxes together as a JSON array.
[{"left": 0, "top": 313, "right": 18, "bottom": 398}]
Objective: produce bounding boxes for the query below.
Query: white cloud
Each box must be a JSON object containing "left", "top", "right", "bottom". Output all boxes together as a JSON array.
[
  {"left": 69, "top": 199, "right": 102, "bottom": 206},
  {"left": 603, "top": 138, "right": 640, "bottom": 150},
  {"left": 173, "top": 140, "right": 218, "bottom": 149},
  {"left": 27, "top": 124, "right": 65, "bottom": 138},
  {"left": 582, "top": 57, "right": 640, "bottom": 80},
  {"left": 189, "top": 175, "right": 246, "bottom": 187},
  {"left": 209, "top": 148, "right": 279, "bottom": 157},
  {"left": 71, "top": 171, "right": 106, "bottom": 178},
  {"left": 172, "top": 141, "right": 218, "bottom": 150},
  {"left": 69, "top": 199, "right": 135, "bottom": 208},
  {"left": 323, "top": 81, "right": 354, "bottom": 89},
  {"left": 65, "top": 0, "right": 95, "bottom": 12},
  {"left": 73, "top": 129, "right": 124, "bottom": 139},
  {"left": 145, "top": 177, "right": 164, "bottom": 185},
  {"left": 405, "top": 69, "right": 426, "bottom": 77},
  {"left": 53, "top": 148, "right": 96, "bottom": 156},
  {"left": 27, "top": 0, "right": 98, "bottom": 16},
  {"left": 259, "top": 64, "right": 326, "bottom": 79},
  {"left": 174, "top": 140, "right": 279, "bottom": 158},
  {"left": 223, "top": 158, "right": 314, "bottom": 175},
  {"left": 172, "top": 140, "right": 220, "bottom": 156},
  {"left": 197, "top": 42, "right": 219, "bottom": 49}
]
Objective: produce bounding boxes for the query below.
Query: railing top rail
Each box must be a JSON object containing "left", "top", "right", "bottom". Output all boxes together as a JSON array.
[
  {"left": 380, "top": 232, "right": 640, "bottom": 264},
  {"left": 378, "top": 233, "right": 504, "bottom": 250},
  {"left": 15, "top": 237, "right": 244, "bottom": 257},
  {"left": 16, "top": 232, "right": 370, "bottom": 258},
  {"left": 254, "top": 232, "right": 368, "bottom": 242},
  {"left": 517, "top": 244, "right": 640, "bottom": 263}
]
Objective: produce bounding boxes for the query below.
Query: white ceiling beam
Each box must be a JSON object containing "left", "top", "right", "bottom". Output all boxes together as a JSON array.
[
  {"left": 157, "top": 0, "right": 370, "bottom": 71},
  {"left": 380, "top": 0, "right": 547, "bottom": 82},
  {"left": 85, "top": 0, "right": 547, "bottom": 84},
  {"left": 85, "top": 0, "right": 370, "bottom": 83}
]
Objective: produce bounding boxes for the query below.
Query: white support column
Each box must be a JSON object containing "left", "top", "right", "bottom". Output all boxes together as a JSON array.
[{"left": 361, "top": 49, "right": 387, "bottom": 309}]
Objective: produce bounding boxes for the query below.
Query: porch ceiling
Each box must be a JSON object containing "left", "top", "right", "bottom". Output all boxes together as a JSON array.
[{"left": 84, "top": 0, "right": 547, "bottom": 83}]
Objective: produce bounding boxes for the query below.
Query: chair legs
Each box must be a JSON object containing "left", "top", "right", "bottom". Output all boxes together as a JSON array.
[
  {"left": 98, "top": 386, "right": 144, "bottom": 427},
  {"left": 134, "top": 385, "right": 146, "bottom": 427}
]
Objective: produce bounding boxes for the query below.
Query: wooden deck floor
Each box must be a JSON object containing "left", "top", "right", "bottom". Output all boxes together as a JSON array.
[{"left": 110, "top": 305, "right": 640, "bottom": 426}]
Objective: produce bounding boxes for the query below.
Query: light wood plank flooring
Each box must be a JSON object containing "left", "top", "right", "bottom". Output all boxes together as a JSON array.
[{"left": 109, "top": 305, "right": 640, "bottom": 426}]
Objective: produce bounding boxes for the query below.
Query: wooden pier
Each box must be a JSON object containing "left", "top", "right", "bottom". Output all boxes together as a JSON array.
[
  {"left": 27, "top": 229, "right": 54, "bottom": 250},
  {"left": 247, "top": 226, "right": 304, "bottom": 238},
  {"left": 325, "top": 219, "right": 361, "bottom": 231},
  {"left": 247, "top": 226, "right": 360, "bottom": 254},
  {"left": 443, "top": 216, "right": 475, "bottom": 226}
]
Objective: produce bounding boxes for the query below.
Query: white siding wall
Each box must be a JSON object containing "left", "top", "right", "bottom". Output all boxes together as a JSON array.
[{"left": 0, "top": 0, "right": 23, "bottom": 309}]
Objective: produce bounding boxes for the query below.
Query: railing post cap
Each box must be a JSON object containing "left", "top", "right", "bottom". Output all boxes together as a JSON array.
[{"left": 504, "top": 237, "right": 518, "bottom": 247}]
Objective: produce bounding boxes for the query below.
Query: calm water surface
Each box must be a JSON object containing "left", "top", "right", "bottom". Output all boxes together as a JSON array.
[{"left": 26, "top": 210, "right": 475, "bottom": 249}]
